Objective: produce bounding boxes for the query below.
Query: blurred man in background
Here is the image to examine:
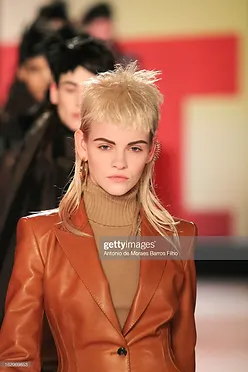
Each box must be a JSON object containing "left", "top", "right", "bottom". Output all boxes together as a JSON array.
[
  {"left": 36, "top": 0, "right": 69, "bottom": 32},
  {"left": 35, "top": 0, "right": 79, "bottom": 40},
  {"left": 0, "top": 21, "right": 52, "bottom": 153},
  {"left": 82, "top": 2, "right": 113, "bottom": 43},
  {"left": 81, "top": 2, "right": 136, "bottom": 65},
  {"left": 40, "top": 32, "right": 116, "bottom": 206}
]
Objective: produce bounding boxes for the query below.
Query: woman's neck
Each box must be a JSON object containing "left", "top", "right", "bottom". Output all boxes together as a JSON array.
[{"left": 83, "top": 177, "right": 139, "bottom": 227}]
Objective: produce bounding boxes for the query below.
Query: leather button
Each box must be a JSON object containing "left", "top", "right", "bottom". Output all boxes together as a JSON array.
[{"left": 117, "top": 347, "right": 127, "bottom": 356}]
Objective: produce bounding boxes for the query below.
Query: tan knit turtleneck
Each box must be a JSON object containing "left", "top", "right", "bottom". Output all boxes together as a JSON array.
[{"left": 83, "top": 178, "right": 140, "bottom": 330}]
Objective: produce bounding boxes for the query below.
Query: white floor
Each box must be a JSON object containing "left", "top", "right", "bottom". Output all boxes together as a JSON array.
[{"left": 196, "top": 278, "right": 248, "bottom": 372}]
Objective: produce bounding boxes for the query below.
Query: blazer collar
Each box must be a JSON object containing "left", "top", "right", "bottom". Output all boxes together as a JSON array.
[{"left": 53, "top": 200, "right": 168, "bottom": 337}]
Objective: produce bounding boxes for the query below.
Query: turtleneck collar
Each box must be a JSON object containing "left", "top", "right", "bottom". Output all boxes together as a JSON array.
[{"left": 83, "top": 177, "right": 139, "bottom": 227}]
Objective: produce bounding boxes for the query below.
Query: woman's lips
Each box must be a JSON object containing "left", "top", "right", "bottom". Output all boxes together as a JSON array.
[{"left": 108, "top": 176, "right": 129, "bottom": 183}]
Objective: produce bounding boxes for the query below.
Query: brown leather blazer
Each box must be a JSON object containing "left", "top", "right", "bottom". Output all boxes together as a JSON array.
[{"left": 0, "top": 201, "right": 197, "bottom": 372}]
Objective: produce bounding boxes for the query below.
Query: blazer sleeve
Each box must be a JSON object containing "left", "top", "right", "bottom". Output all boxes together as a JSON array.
[
  {"left": 170, "top": 231, "right": 197, "bottom": 372},
  {"left": 0, "top": 217, "right": 44, "bottom": 371}
]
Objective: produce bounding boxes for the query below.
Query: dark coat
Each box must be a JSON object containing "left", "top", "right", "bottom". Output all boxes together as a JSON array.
[
  {"left": 0, "top": 109, "right": 74, "bottom": 371},
  {"left": 0, "top": 79, "right": 47, "bottom": 154}
]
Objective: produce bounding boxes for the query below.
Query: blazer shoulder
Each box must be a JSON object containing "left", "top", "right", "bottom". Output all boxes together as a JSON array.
[
  {"left": 174, "top": 217, "right": 198, "bottom": 237},
  {"left": 19, "top": 208, "right": 61, "bottom": 238},
  {"left": 173, "top": 218, "right": 197, "bottom": 266}
]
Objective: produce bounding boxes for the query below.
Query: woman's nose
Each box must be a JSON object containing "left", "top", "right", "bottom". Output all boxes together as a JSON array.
[{"left": 112, "top": 151, "right": 127, "bottom": 169}]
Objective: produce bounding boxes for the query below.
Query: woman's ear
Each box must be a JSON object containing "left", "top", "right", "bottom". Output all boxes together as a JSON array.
[
  {"left": 146, "top": 140, "right": 156, "bottom": 163},
  {"left": 74, "top": 129, "right": 87, "bottom": 161},
  {"left": 50, "top": 82, "right": 59, "bottom": 105},
  {"left": 147, "top": 137, "right": 161, "bottom": 163}
]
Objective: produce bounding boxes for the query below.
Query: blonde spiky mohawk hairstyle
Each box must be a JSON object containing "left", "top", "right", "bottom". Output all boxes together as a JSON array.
[{"left": 79, "top": 61, "right": 163, "bottom": 137}]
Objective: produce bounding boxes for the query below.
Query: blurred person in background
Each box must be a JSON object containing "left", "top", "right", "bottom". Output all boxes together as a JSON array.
[
  {"left": 36, "top": 0, "right": 69, "bottom": 32},
  {"left": 0, "top": 21, "right": 52, "bottom": 153},
  {"left": 81, "top": 2, "right": 136, "bottom": 65},
  {"left": 0, "top": 33, "right": 115, "bottom": 372},
  {"left": 34, "top": 0, "right": 79, "bottom": 41},
  {"left": 0, "top": 24, "right": 77, "bottom": 267},
  {"left": 42, "top": 33, "right": 116, "bottom": 205}
]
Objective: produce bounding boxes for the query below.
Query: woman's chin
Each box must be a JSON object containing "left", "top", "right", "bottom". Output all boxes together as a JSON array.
[{"left": 101, "top": 182, "right": 132, "bottom": 197}]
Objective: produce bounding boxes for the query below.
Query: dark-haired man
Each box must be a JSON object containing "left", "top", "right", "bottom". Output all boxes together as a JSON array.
[
  {"left": 0, "top": 22, "right": 52, "bottom": 152},
  {"left": 39, "top": 33, "right": 116, "bottom": 202},
  {"left": 81, "top": 2, "right": 136, "bottom": 65},
  {"left": 82, "top": 2, "right": 113, "bottom": 43},
  {"left": 47, "top": 34, "right": 115, "bottom": 132},
  {"left": 36, "top": 0, "right": 69, "bottom": 31}
]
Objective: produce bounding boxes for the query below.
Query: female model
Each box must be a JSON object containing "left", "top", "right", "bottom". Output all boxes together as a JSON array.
[{"left": 0, "top": 62, "right": 197, "bottom": 372}]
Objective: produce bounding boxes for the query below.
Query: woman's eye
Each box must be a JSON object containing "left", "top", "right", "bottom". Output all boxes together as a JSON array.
[
  {"left": 99, "top": 145, "right": 111, "bottom": 151},
  {"left": 130, "top": 146, "right": 142, "bottom": 152}
]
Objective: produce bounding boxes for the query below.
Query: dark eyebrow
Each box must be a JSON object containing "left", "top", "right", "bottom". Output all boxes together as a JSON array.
[
  {"left": 93, "top": 138, "right": 148, "bottom": 146},
  {"left": 128, "top": 140, "right": 148, "bottom": 146},
  {"left": 93, "top": 138, "right": 115, "bottom": 145}
]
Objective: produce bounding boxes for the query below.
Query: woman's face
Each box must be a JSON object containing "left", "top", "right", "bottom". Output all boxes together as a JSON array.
[{"left": 75, "top": 122, "right": 155, "bottom": 196}]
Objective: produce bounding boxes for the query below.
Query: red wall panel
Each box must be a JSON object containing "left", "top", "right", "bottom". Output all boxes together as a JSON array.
[{"left": 120, "top": 36, "right": 238, "bottom": 235}]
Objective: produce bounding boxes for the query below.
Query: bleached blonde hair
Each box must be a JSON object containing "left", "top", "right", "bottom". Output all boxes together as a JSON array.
[{"left": 59, "top": 62, "right": 178, "bottom": 240}]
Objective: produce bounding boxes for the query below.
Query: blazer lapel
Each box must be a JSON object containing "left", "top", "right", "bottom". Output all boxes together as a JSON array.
[
  {"left": 122, "top": 212, "right": 169, "bottom": 336},
  {"left": 53, "top": 201, "right": 122, "bottom": 335}
]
